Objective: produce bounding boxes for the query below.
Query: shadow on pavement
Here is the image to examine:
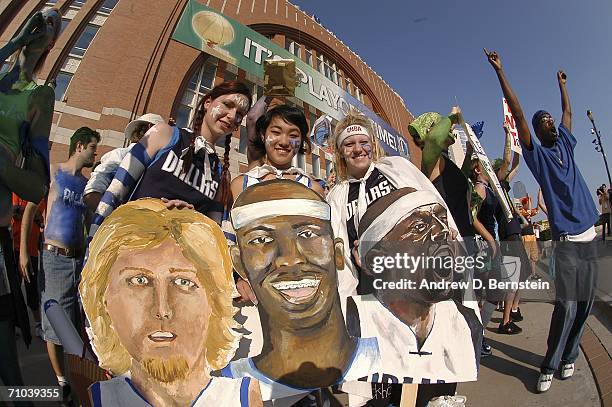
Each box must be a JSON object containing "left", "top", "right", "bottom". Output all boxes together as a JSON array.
[
  {"left": 486, "top": 337, "right": 545, "bottom": 370},
  {"left": 480, "top": 353, "right": 541, "bottom": 394}
]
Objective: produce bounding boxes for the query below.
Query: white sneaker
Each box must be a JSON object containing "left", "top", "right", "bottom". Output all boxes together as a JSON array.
[
  {"left": 427, "top": 395, "right": 467, "bottom": 407},
  {"left": 537, "top": 373, "right": 553, "bottom": 393},
  {"left": 561, "top": 363, "right": 575, "bottom": 379}
]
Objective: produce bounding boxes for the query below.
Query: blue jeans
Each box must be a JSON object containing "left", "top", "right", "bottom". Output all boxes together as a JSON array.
[
  {"left": 39, "top": 249, "right": 83, "bottom": 345},
  {"left": 540, "top": 241, "right": 598, "bottom": 373}
]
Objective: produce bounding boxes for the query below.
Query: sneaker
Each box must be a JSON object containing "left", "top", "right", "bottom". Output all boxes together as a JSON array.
[
  {"left": 427, "top": 395, "right": 467, "bottom": 407},
  {"left": 537, "top": 373, "right": 553, "bottom": 393},
  {"left": 560, "top": 363, "right": 575, "bottom": 379},
  {"left": 481, "top": 338, "right": 492, "bottom": 358},
  {"left": 495, "top": 302, "right": 504, "bottom": 312},
  {"left": 510, "top": 308, "right": 524, "bottom": 322},
  {"left": 498, "top": 321, "right": 522, "bottom": 334}
]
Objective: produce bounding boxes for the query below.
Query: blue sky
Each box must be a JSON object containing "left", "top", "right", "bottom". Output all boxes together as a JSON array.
[{"left": 292, "top": 0, "right": 612, "bottom": 217}]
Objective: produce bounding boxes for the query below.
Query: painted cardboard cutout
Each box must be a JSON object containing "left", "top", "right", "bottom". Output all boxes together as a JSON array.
[
  {"left": 80, "top": 199, "right": 262, "bottom": 406},
  {"left": 349, "top": 188, "right": 482, "bottom": 384},
  {"left": 226, "top": 180, "right": 380, "bottom": 401}
]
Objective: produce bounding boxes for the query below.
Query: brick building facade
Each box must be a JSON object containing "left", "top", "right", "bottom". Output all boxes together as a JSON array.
[{"left": 0, "top": 0, "right": 418, "bottom": 178}]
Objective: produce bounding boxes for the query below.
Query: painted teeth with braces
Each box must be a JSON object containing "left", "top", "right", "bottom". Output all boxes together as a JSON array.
[{"left": 272, "top": 279, "right": 319, "bottom": 290}]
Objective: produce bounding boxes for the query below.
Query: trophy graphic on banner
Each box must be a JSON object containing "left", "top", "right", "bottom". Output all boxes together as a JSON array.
[
  {"left": 191, "top": 11, "right": 236, "bottom": 64},
  {"left": 264, "top": 58, "right": 297, "bottom": 97}
]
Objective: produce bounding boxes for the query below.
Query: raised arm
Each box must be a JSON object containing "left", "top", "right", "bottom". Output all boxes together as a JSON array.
[
  {"left": 88, "top": 124, "right": 171, "bottom": 241},
  {"left": 461, "top": 141, "right": 474, "bottom": 178},
  {"left": 18, "top": 201, "right": 38, "bottom": 282},
  {"left": 558, "top": 70, "right": 571, "bottom": 132},
  {"left": 507, "top": 152, "right": 520, "bottom": 182},
  {"left": 538, "top": 189, "right": 547, "bottom": 216},
  {"left": 0, "top": 12, "right": 46, "bottom": 65},
  {"left": 246, "top": 96, "right": 272, "bottom": 166},
  {"left": 421, "top": 107, "right": 461, "bottom": 178},
  {"left": 497, "top": 124, "right": 513, "bottom": 179},
  {"left": 485, "top": 49, "right": 533, "bottom": 150}
]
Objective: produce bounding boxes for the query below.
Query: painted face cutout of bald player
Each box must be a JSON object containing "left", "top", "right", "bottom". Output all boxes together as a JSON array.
[{"left": 229, "top": 180, "right": 380, "bottom": 393}]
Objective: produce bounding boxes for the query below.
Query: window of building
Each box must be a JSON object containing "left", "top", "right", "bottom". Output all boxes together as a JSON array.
[
  {"left": 175, "top": 57, "right": 219, "bottom": 128},
  {"left": 224, "top": 69, "right": 237, "bottom": 82},
  {"left": 297, "top": 153, "right": 306, "bottom": 171},
  {"left": 70, "top": 24, "right": 99, "bottom": 56},
  {"left": 52, "top": 0, "right": 119, "bottom": 102},
  {"left": 71, "top": 0, "right": 87, "bottom": 8},
  {"left": 325, "top": 159, "right": 333, "bottom": 178},
  {"left": 312, "top": 154, "right": 320, "bottom": 178},
  {"left": 285, "top": 38, "right": 302, "bottom": 60},
  {"left": 54, "top": 72, "right": 73, "bottom": 101},
  {"left": 305, "top": 47, "right": 313, "bottom": 66},
  {"left": 238, "top": 125, "right": 248, "bottom": 154},
  {"left": 317, "top": 54, "right": 324, "bottom": 75},
  {"left": 346, "top": 79, "right": 353, "bottom": 95},
  {"left": 60, "top": 18, "right": 70, "bottom": 33},
  {"left": 99, "top": 0, "right": 119, "bottom": 14}
]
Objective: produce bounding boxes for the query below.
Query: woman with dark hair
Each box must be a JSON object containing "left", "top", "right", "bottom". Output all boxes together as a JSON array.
[
  {"left": 230, "top": 105, "right": 323, "bottom": 198},
  {"left": 89, "top": 80, "right": 252, "bottom": 240}
]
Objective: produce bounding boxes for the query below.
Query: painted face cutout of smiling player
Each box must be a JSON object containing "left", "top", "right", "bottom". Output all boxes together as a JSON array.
[{"left": 231, "top": 180, "right": 343, "bottom": 331}]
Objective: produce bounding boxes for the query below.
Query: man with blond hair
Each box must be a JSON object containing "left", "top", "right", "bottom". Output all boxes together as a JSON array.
[{"left": 80, "top": 199, "right": 261, "bottom": 406}]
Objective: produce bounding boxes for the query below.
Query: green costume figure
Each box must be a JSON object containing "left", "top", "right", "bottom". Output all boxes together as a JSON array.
[
  {"left": 408, "top": 109, "right": 462, "bottom": 179},
  {"left": 0, "top": 9, "right": 60, "bottom": 395},
  {"left": 0, "top": 9, "right": 61, "bottom": 223}
]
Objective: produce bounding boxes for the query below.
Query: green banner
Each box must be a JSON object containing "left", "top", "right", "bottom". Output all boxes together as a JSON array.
[{"left": 172, "top": 0, "right": 408, "bottom": 156}]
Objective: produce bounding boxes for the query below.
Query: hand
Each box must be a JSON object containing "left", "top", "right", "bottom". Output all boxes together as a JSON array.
[
  {"left": 236, "top": 279, "right": 258, "bottom": 305},
  {"left": 19, "top": 252, "right": 31, "bottom": 284},
  {"left": 503, "top": 122, "right": 512, "bottom": 134},
  {"left": 484, "top": 48, "right": 502, "bottom": 71},
  {"left": 160, "top": 197, "right": 194, "bottom": 210},
  {"left": 449, "top": 106, "right": 462, "bottom": 124},
  {"left": 557, "top": 70, "right": 567, "bottom": 85},
  {"left": 351, "top": 240, "right": 361, "bottom": 269},
  {"left": 13, "top": 12, "right": 46, "bottom": 48},
  {"left": 488, "top": 240, "right": 499, "bottom": 260}
]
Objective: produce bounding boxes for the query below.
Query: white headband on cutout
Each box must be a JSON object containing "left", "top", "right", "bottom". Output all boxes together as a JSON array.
[
  {"left": 336, "top": 124, "right": 370, "bottom": 148},
  {"left": 358, "top": 190, "right": 444, "bottom": 258},
  {"left": 231, "top": 199, "right": 331, "bottom": 230}
]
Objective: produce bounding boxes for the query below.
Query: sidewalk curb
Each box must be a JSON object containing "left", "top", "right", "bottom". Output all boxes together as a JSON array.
[{"left": 580, "top": 320, "right": 612, "bottom": 407}]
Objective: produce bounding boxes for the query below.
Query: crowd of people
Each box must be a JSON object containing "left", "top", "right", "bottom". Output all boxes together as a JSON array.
[{"left": 0, "top": 10, "right": 605, "bottom": 407}]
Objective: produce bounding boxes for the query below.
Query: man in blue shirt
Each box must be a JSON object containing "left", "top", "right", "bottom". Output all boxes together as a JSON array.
[{"left": 485, "top": 49, "right": 599, "bottom": 393}]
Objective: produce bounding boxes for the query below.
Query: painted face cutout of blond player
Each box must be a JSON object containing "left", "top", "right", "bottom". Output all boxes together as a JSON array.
[{"left": 80, "top": 199, "right": 261, "bottom": 406}]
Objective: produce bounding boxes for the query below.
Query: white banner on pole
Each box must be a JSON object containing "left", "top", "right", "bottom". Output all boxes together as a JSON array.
[
  {"left": 460, "top": 120, "right": 513, "bottom": 221},
  {"left": 448, "top": 128, "right": 466, "bottom": 168},
  {"left": 503, "top": 98, "right": 522, "bottom": 155}
]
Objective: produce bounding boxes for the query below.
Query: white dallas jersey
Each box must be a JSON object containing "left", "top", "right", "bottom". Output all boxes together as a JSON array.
[
  {"left": 348, "top": 296, "right": 481, "bottom": 384},
  {"left": 90, "top": 376, "right": 252, "bottom": 406},
  {"left": 220, "top": 337, "right": 380, "bottom": 402}
]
